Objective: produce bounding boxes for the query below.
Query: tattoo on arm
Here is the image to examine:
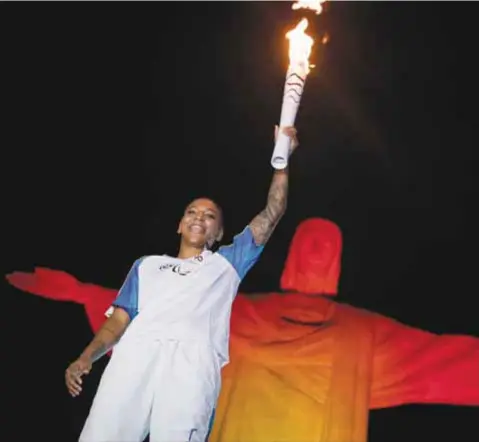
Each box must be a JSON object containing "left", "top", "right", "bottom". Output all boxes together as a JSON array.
[
  {"left": 80, "top": 315, "right": 129, "bottom": 363},
  {"left": 249, "top": 169, "right": 289, "bottom": 245},
  {"left": 84, "top": 328, "right": 117, "bottom": 362}
]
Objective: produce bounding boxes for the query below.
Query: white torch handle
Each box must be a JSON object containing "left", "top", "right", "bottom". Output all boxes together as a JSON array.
[{"left": 271, "top": 66, "right": 307, "bottom": 169}]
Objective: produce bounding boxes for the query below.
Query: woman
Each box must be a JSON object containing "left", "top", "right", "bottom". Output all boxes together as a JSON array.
[{"left": 65, "top": 126, "right": 299, "bottom": 442}]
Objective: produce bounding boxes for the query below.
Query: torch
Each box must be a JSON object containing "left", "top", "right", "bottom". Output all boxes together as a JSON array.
[
  {"left": 271, "top": 18, "right": 314, "bottom": 169},
  {"left": 271, "top": 0, "right": 327, "bottom": 169}
]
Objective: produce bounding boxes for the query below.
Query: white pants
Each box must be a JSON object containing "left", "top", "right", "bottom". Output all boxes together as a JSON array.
[{"left": 79, "top": 338, "right": 220, "bottom": 442}]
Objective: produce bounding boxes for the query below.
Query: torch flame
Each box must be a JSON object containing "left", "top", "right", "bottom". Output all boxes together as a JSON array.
[
  {"left": 286, "top": 18, "right": 314, "bottom": 75},
  {"left": 292, "top": 0, "right": 327, "bottom": 15}
]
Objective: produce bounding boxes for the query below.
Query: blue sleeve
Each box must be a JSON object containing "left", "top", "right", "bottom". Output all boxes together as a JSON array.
[
  {"left": 112, "top": 257, "right": 144, "bottom": 320},
  {"left": 218, "top": 226, "right": 264, "bottom": 280}
]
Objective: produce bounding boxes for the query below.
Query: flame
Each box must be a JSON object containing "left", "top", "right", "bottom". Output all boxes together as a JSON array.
[
  {"left": 286, "top": 18, "right": 314, "bottom": 74},
  {"left": 292, "top": 0, "right": 327, "bottom": 15}
]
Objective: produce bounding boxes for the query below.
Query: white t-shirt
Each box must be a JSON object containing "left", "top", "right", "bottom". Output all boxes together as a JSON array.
[{"left": 106, "top": 226, "right": 263, "bottom": 367}]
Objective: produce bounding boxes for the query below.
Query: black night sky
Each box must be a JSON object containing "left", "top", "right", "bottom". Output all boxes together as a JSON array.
[{"left": 3, "top": 2, "right": 479, "bottom": 441}]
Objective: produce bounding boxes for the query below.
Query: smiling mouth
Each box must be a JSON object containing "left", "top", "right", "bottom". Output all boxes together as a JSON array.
[{"left": 189, "top": 224, "right": 206, "bottom": 234}]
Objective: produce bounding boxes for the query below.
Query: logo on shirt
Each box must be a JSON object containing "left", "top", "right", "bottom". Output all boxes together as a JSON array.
[
  {"left": 158, "top": 262, "right": 192, "bottom": 276},
  {"left": 158, "top": 254, "right": 206, "bottom": 276}
]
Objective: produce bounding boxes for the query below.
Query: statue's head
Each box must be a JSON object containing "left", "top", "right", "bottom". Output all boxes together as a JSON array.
[{"left": 280, "top": 218, "right": 342, "bottom": 296}]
